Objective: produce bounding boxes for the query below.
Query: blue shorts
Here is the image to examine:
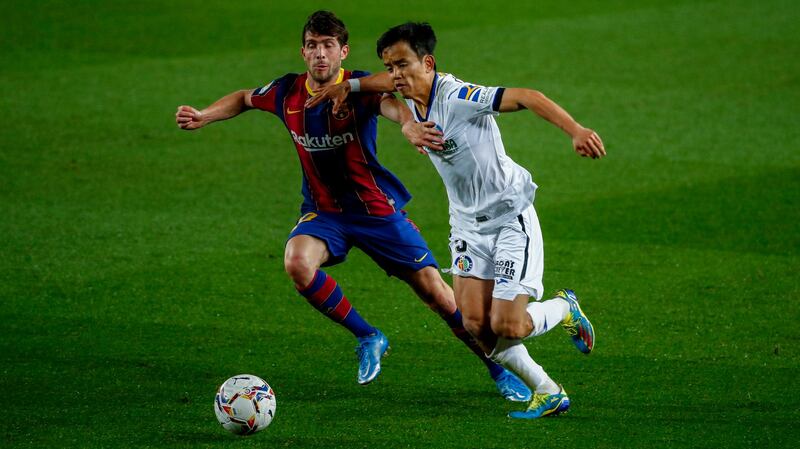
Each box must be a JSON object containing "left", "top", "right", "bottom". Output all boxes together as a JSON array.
[{"left": 287, "top": 210, "right": 438, "bottom": 276}]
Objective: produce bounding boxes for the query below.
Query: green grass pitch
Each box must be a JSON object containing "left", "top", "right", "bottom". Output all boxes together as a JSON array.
[{"left": 1, "top": 0, "right": 798, "bottom": 447}]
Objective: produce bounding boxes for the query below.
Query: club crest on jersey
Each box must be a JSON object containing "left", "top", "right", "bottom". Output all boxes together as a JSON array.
[
  {"left": 455, "top": 255, "right": 473, "bottom": 272},
  {"left": 333, "top": 106, "right": 350, "bottom": 120}
]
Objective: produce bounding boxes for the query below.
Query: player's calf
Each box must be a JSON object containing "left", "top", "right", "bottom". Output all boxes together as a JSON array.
[{"left": 490, "top": 314, "right": 531, "bottom": 340}]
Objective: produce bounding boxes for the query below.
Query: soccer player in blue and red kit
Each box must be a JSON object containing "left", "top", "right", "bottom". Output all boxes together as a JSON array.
[{"left": 175, "top": 10, "right": 529, "bottom": 400}]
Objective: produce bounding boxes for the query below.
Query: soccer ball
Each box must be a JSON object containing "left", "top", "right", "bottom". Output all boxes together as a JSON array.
[{"left": 214, "top": 374, "right": 276, "bottom": 435}]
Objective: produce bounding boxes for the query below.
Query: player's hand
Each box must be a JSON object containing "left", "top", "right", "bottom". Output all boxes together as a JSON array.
[
  {"left": 402, "top": 121, "right": 444, "bottom": 153},
  {"left": 305, "top": 82, "right": 350, "bottom": 114},
  {"left": 175, "top": 105, "right": 206, "bottom": 131},
  {"left": 572, "top": 127, "right": 606, "bottom": 159}
]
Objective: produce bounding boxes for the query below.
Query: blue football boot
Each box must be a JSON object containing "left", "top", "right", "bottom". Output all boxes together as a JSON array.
[
  {"left": 494, "top": 368, "right": 532, "bottom": 402},
  {"left": 508, "top": 386, "right": 570, "bottom": 419},
  {"left": 355, "top": 330, "right": 389, "bottom": 385},
  {"left": 556, "top": 289, "right": 595, "bottom": 354}
]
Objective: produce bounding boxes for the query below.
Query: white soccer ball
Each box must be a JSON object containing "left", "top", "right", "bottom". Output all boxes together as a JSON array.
[{"left": 213, "top": 374, "right": 276, "bottom": 435}]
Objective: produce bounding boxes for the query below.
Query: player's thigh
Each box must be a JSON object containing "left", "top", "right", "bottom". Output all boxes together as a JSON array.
[
  {"left": 285, "top": 212, "right": 351, "bottom": 270},
  {"left": 353, "top": 212, "right": 437, "bottom": 275},
  {"left": 492, "top": 206, "right": 544, "bottom": 301},
  {"left": 448, "top": 229, "right": 495, "bottom": 281},
  {"left": 453, "top": 275, "right": 494, "bottom": 329}
]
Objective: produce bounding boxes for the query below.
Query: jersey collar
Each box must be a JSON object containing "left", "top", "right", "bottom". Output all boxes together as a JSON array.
[
  {"left": 414, "top": 72, "right": 439, "bottom": 122},
  {"left": 305, "top": 68, "right": 345, "bottom": 96}
]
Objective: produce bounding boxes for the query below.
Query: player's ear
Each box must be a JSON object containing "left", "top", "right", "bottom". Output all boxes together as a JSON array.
[
  {"left": 423, "top": 54, "right": 436, "bottom": 72},
  {"left": 340, "top": 43, "right": 350, "bottom": 60}
]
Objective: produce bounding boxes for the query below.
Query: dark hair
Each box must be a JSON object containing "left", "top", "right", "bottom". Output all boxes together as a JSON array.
[
  {"left": 376, "top": 22, "right": 436, "bottom": 58},
  {"left": 302, "top": 10, "right": 348, "bottom": 46}
]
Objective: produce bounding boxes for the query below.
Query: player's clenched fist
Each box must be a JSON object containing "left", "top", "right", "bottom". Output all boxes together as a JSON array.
[{"left": 175, "top": 105, "right": 206, "bottom": 130}]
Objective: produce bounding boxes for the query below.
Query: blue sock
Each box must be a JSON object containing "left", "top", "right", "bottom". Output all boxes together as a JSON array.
[{"left": 298, "top": 270, "right": 377, "bottom": 338}]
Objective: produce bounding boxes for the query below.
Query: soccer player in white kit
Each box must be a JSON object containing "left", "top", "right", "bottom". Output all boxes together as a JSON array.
[{"left": 307, "top": 22, "right": 605, "bottom": 419}]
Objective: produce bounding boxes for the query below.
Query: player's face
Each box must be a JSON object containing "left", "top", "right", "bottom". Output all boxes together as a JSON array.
[
  {"left": 302, "top": 32, "right": 349, "bottom": 85},
  {"left": 382, "top": 41, "right": 435, "bottom": 100}
]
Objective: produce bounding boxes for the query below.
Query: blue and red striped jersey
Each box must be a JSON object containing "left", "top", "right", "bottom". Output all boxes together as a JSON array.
[{"left": 251, "top": 69, "right": 411, "bottom": 217}]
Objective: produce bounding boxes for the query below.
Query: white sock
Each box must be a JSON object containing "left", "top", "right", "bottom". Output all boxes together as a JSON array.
[
  {"left": 526, "top": 298, "right": 569, "bottom": 338},
  {"left": 489, "top": 338, "right": 560, "bottom": 394}
]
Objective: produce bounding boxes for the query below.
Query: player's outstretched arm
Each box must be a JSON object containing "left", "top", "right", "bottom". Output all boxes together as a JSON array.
[
  {"left": 176, "top": 90, "right": 255, "bottom": 131},
  {"left": 379, "top": 95, "right": 444, "bottom": 153},
  {"left": 304, "top": 72, "right": 395, "bottom": 113},
  {"left": 499, "top": 88, "right": 606, "bottom": 159}
]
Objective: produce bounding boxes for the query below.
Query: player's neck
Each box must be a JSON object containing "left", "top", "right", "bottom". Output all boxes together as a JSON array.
[
  {"left": 411, "top": 92, "right": 428, "bottom": 115},
  {"left": 305, "top": 68, "right": 345, "bottom": 92},
  {"left": 411, "top": 79, "right": 434, "bottom": 118},
  {"left": 306, "top": 77, "right": 333, "bottom": 91}
]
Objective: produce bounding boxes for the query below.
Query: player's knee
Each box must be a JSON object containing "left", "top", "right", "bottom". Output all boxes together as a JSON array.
[
  {"left": 284, "top": 254, "right": 316, "bottom": 288},
  {"left": 490, "top": 315, "right": 529, "bottom": 340}
]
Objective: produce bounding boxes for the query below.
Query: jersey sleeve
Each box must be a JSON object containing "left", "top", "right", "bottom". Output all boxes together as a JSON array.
[
  {"left": 251, "top": 74, "right": 297, "bottom": 115},
  {"left": 350, "top": 70, "right": 372, "bottom": 79},
  {"left": 251, "top": 80, "right": 280, "bottom": 114},
  {"left": 446, "top": 82, "right": 506, "bottom": 120}
]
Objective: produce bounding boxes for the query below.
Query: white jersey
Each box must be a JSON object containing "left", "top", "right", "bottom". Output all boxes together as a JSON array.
[{"left": 407, "top": 73, "right": 537, "bottom": 233}]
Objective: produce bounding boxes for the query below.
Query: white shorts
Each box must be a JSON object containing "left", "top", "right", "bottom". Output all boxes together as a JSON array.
[{"left": 448, "top": 204, "right": 544, "bottom": 301}]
